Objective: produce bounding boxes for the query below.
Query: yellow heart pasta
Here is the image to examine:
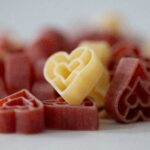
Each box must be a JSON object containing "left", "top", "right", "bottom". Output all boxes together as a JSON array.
[
  {"left": 44, "top": 47, "right": 103, "bottom": 105},
  {"left": 89, "top": 67, "right": 109, "bottom": 108},
  {"left": 78, "top": 41, "right": 110, "bottom": 107},
  {"left": 79, "top": 41, "right": 111, "bottom": 65}
]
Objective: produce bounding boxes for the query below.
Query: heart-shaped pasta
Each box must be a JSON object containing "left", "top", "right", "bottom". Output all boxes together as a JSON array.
[
  {"left": 44, "top": 47, "right": 103, "bottom": 105},
  {"left": 0, "top": 89, "right": 44, "bottom": 133},
  {"left": 105, "top": 58, "right": 150, "bottom": 123},
  {"left": 78, "top": 42, "right": 110, "bottom": 107},
  {"left": 79, "top": 41, "right": 111, "bottom": 65},
  {"left": 89, "top": 67, "right": 110, "bottom": 107}
]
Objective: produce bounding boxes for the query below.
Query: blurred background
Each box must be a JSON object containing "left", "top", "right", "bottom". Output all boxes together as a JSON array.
[{"left": 0, "top": 0, "right": 150, "bottom": 39}]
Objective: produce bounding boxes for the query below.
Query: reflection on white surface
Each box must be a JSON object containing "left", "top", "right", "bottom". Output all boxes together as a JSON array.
[{"left": 0, "top": 119, "right": 150, "bottom": 150}]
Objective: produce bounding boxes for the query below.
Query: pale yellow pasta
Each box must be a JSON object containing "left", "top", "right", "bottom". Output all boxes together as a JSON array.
[
  {"left": 89, "top": 66, "right": 110, "bottom": 108},
  {"left": 79, "top": 41, "right": 111, "bottom": 65},
  {"left": 99, "top": 110, "right": 109, "bottom": 118},
  {"left": 141, "top": 41, "right": 150, "bottom": 57},
  {"left": 44, "top": 47, "right": 103, "bottom": 105},
  {"left": 79, "top": 41, "right": 110, "bottom": 107},
  {"left": 98, "top": 13, "right": 122, "bottom": 35}
]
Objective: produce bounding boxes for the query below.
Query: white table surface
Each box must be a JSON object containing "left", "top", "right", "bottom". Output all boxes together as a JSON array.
[{"left": 0, "top": 119, "right": 150, "bottom": 150}]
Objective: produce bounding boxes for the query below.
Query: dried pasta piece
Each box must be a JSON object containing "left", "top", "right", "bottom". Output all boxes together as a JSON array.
[
  {"left": 44, "top": 47, "right": 103, "bottom": 105},
  {"left": 0, "top": 78, "right": 7, "bottom": 98},
  {"left": 105, "top": 57, "right": 150, "bottom": 123},
  {"left": 0, "top": 89, "right": 44, "bottom": 133},
  {"left": 89, "top": 66, "right": 110, "bottom": 108},
  {"left": 25, "top": 28, "right": 67, "bottom": 63},
  {"left": 69, "top": 30, "right": 120, "bottom": 50},
  {"left": 108, "top": 41, "right": 141, "bottom": 78},
  {"left": 4, "top": 53, "right": 32, "bottom": 94},
  {"left": 33, "top": 59, "right": 46, "bottom": 81},
  {"left": 97, "top": 13, "right": 123, "bottom": 35},
  {"left": 44, "top": 97, "right": 99, "bottom": 130},
  {"left": 0, "top": 60, "right": 4, "bottom": 78},
  {"left": 0, "top": 32, "right": 22, "bottom": 53},
  {"left": 31, "top": 81, "right": 57, "bottom": 100},
  {"left": 79, "top": 41, "right": 112, "bottom": 65},
  {"left": 78, "top": 41, "right": 110, "bottom": 107}
]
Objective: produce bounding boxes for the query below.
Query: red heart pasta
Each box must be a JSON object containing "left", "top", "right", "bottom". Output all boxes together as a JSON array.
[
  {"left": 4, "top": 53, "right": 32, "bottom": 94},
  {"left": 108, "top": 41, "right": 141, "bottom": 78},
  {"left": 44, "top": 97, "right": 99, "bottom": 130},
  {"left": 0, "top": 78, "right": 7, "bottom": 98},
  {"left": 31, "top": 81, "right": 57, "bottom": 100},
  {"left": 142, "top": 58, "right": 150, "bottom": 74},
  {"left": 25, "top": 28, "right": 67, "bottom": 63},
  {"left": 105, "top": 57, "right": 150, "bottom": 123},
  {"left": 32, "top": 59, "right": 46, "bottom": 81},
  {"left": 69, "top": 30, "right": 120, "bottom": 50},
  {"left": 0, "top": 61, "right": 4, "bottom": 78},
  {"left": 0, "top": 89, "right": 44, "bottom": 133},
  {"left": 112, "top": 41, "right": 140, "bottom": 58}
]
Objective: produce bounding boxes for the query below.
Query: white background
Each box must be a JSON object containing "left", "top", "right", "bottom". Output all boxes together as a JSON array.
[
  {"left": 0, "top": 0, "right": 150, "bottom": 39},
  {"left": 0, "top": 0, "right": 150, "bottom": 150}
]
